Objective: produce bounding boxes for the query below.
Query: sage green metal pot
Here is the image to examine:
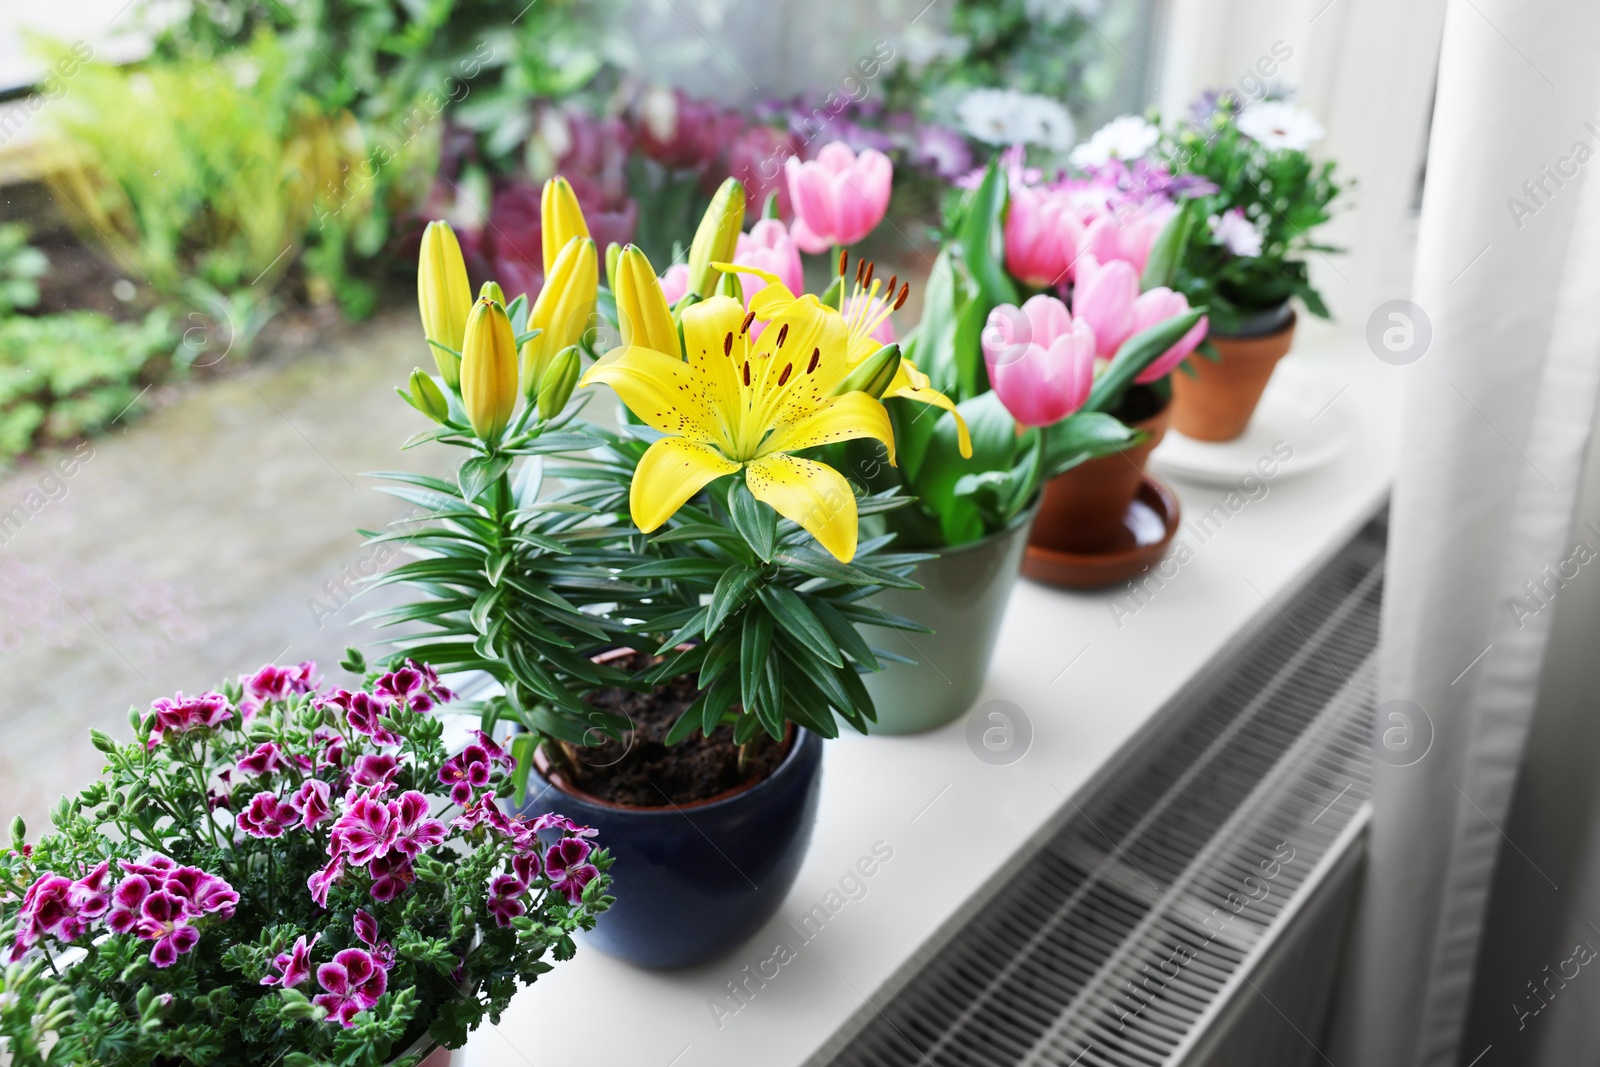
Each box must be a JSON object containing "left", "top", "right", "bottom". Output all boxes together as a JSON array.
[{"left": 861, "top": 504, "right": 1038, "bottom": 735}]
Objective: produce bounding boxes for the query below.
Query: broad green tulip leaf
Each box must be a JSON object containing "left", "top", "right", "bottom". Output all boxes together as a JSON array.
[
  {"left": 1039, "top": 412, "right": 1142, "bottom": 481},
  {"left": 1086, "top": 309, "right": 1206, "bottom": 415}
]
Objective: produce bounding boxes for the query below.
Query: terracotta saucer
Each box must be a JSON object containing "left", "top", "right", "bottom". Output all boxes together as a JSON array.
[{"left": 1021, "top": 475, "right": 1181, "bottom": 589}]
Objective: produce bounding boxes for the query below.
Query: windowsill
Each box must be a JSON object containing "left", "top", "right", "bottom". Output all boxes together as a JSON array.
[{"left": 462, "top": 318, "right": 1399, "bottom": 1067}]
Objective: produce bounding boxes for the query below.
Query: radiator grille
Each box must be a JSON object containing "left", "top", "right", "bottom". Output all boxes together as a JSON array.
[{"left": 814, "top": 515, "right": 1385, "bottom": 1067}]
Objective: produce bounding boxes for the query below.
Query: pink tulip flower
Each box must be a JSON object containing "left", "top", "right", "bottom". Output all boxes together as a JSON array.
[
  {"left": 658, "top": 263, "right": 690, "bottom": 306},
  {"left": 1076, "top": 198, "right": 1174, "bottom": 276},
  {"left": 982, "top": 294, "right": 1096, "bottom": 428},
  {"left": 784, "top": 142, "right": 893, "bottom": 253},
  {"left": 1131, "top": 288, "right": 1210, "bottom": 383},
  {"left": 1071, "top": 254, "right": 1141, "bottom": 358},
  {"left": 1005, "top": 186, "right": 1086, "bottom": 289}
]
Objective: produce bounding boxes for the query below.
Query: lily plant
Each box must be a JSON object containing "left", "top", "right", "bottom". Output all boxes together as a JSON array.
[{"left": 369, "top": 176, "right": 942, "bottom": 788}]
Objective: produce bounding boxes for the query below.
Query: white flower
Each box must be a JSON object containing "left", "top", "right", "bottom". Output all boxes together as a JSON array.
[
  {"left": 1209, "top": 209, "right": 1264, "bottom": 258},
  {"left": 902, "top": 25, "right": 968, "bottom": 67},
  {"left": 1236, "top": 102, "right": 1324, "bottom": 152},
  {"left": 1069, "top": 115, "right": 1160, "bottom": 168},
  {"left": 957, "top": 89, "right": 1076, "bottom": 151}
]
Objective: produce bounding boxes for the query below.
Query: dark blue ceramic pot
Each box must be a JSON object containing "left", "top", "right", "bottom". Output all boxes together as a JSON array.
[{"left": 517, "top": 729, "right": 823, "bottom": 969}]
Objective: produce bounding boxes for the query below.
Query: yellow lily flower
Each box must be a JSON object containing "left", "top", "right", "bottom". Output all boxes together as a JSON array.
[
  {"left": 418, "top": 220, "right": 472, "bottom": 387},
  {"left": 541, "top": 176, "right": 590, "bottom": 276},
  {"left": 731, "top": 262, "right": 973, "bottom": 459},
  {"left": 580, "top": 287, "right": 895, "bottom": 562},
  {"left": 522, "top": 236, "right": 598, "bottom": 397}
]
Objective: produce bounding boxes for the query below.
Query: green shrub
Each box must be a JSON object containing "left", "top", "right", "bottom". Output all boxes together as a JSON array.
[
  {"left": 148, "top": 0, "right": 610, "bottom": 163},
  {"left": 0, "top": 310, "right": 174, "bottom": 461},
  {"left": 0, "top": 224, "right": 47, "bottom": 318},
  {"left": 40, "top": 33, "right": 398, "bottom": 319}
]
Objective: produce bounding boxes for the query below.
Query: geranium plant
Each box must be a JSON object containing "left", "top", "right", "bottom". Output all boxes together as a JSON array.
[
  {"left": 0, "top": 656, "right": 610, "bottom": 1066},
  {"left": 1157, "top": 95, "right": 1347, "bottom": 332}
]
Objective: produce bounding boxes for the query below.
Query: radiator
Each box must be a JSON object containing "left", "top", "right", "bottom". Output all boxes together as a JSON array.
[{"left": 809, "top": 513, "right": 1385, "bottom": 1067}]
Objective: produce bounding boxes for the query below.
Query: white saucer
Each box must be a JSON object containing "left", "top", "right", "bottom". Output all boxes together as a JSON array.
[{"left": 1150, "top": 361, "right": 1352, "bottom": 487}]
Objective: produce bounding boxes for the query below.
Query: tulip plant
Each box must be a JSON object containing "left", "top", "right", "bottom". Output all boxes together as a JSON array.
[
  {"left": 372, "top": 171, "right": 940, "bottom": 787},
  {"left": 830, "top": 156, "right": 1206, "bottom": 548},
  {"left": 0, "top": 657, "right": 609, "bottom": 1066}
]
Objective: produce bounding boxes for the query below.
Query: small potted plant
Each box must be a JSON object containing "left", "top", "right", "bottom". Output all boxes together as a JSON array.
[
  {"left": 1159, "top": 94, "right": 1347, "bottom": 440},
  {"left": 0, "top": 656, "right": 609, "bottom": 1066},
  {"left": 983, "top": 128, "right": 1211, "bottom": 566},
  {"left": 372, "top": 175, "right": 932, "bottom": 967},
  {"left": 827, "top": 155, "right": 1200, "bottom": 725}
]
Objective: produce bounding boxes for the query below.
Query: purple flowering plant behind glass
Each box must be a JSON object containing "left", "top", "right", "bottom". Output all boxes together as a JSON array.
[{"left": 0, "top": 652, "right": 610, "bottom": 1066}]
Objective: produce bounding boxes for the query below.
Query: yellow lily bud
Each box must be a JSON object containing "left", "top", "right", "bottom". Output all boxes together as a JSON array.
[
  {"left": 604, "top": 242, "right": 622, "bottom": 290},
  {"left": 541, "top": 176, "right": 590, "bottom": 276},
  {"left": 714, "top": 268, "right": 744, "bottom": 304},
  {"left": 407, "top": 367, "right": 450, "bottom": 423},
  {"left": 537, "top": 346, "right": 582, "bottom": 420},
  {"left": 479, "top": 280, "right": 506, "bottom": 306},
  {"left": 460, "top": 298, "right": 519, "bottom": 443},
  {"left": 418, "top": 220, "right": 471, "bottom": 387},
  {"left": 832, "top": 344, "right": 902, "bottom": 400},
  {"left": 613, "top": 245, "right": 679, "bottom": 357},
  {"left": 522, "top": 236, "right": 597, "bottom": 397},
  {"left": 686, "top": 178, "right": 745, "bottom": 298}
]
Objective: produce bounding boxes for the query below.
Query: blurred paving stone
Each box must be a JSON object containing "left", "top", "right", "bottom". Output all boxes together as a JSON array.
[{"left": 0, "top": 309, "right": 451, "bottom": 830}]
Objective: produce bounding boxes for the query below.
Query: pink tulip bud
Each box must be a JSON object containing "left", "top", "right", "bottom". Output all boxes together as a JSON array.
[
  {"left": 982, "top": 294, "right": 1096, "bottom": 427},
  {"left": 1131, "top": 288, "right": 1210, "bottom": 383},
  {"left": 1004, "top": 186, "right": 1086, "bottom": 289},
  {"left": 1071, "top": 254, "right": 1141, "bottom": 358},
  {"left": 784, "top": 142, "right": 893, "bottom": 253}
]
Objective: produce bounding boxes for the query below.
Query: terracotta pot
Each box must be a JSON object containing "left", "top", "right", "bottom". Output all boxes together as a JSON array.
[
  {"left": 1030, "top": 397, "right": 1170, "bottom": 555},
  {"left": 1170, "top": 310, "right": 1297, "bottom": 442}
]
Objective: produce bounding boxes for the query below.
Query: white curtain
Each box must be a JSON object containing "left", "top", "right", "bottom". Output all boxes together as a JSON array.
[{"left": 1333, "top": 2, "right": 1600, "bottom": 1066}]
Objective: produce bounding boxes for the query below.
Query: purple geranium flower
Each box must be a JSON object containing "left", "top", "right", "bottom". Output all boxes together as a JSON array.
[
  {"left": 314, "top": 948, "right": 388, "bottom": 1027},
  {"left": 287, "top": 778, "right": 333, "bottom": 830},
  {"left": 237, "top": 793, "right": 292, "bottom": 838},
  {"left": 486, "top": 873, "right": 529, "bottom": 927},
  {"left": 545, "top": 838, "right": 600, "bottom": 904},
  {"left": 261, "top": 933, "right": 318, "bottom": 988},
  {"left": 8, "top": 874, "right": 82, "bottom": 960},
  {"left": 366, "top": 854, "right": 414, "bottom": 903},
  {"left": 438, "top": 745, "right": 492, "bottom": 806},
  {"left": 330, "top": 792, "right": 394, "bottom": 867},
  {"left": 351, "top": 754, "right": 400, "bottom": 793},
  {"left": 321, "top": 690, "right": 399, "bottom": 747},
  {"left": 136, "top": 890, "right": 200, "bottom": 968},
  {"left": 146, "top": 691, "right": 233, "bottom": 747},
  {"left": 388, "top": 791, "right": 446, "bottom": 859},
  {"left": 308, "top": 855, "right": 345, "bottom": 909},
  {"left": 237, "top": 741, "right": 289, "bottom": 777}
]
